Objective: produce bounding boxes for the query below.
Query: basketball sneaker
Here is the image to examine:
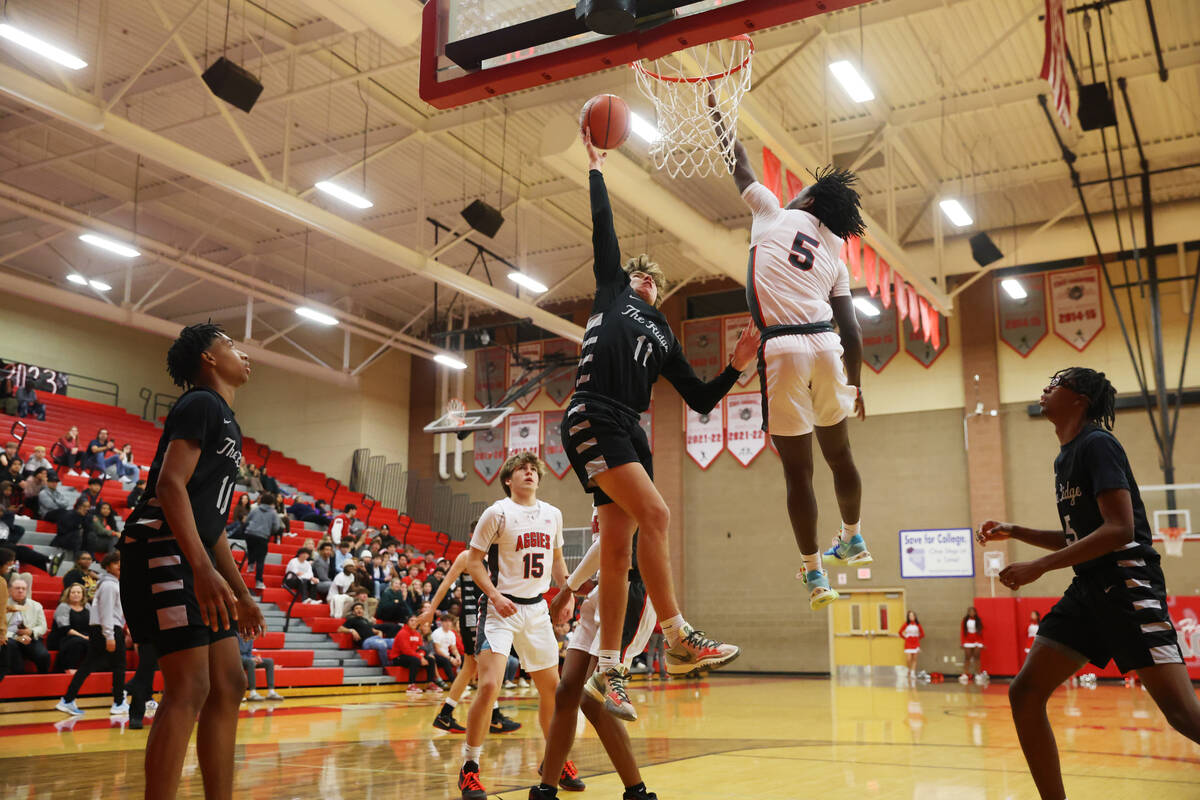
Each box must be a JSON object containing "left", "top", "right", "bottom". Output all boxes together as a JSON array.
[
  {"left": 458, "top": 761, "right": 487, "bottom": 800},
  {"left": 665, "top": 626, "right": 740, "bottom": 676},
  {"left": 433, "top": 713, "right": 467, "bottom": 733},
  {"left": 528, "top": 786, "right": 558, "bottom": 800},
  {"left": 538, "top": 759, "right": 586, "bottom": 792},
  {"left": 823, "top": 532, "right": 873, "bottom": 565},
  {"left": 623, "top": 784, "right": 659, "bottom": 800},
  {"left": 55, "top": 699, "right": 84, "bottom": 716},
  {"left": 490, "top": 710, "right": 521, "bottom": 733},
  {"left": 585, "top": 666, "right": 636, "bottom": 721},
  {"left": 799, "top": 569, "right": 839, "bottom": 610}
]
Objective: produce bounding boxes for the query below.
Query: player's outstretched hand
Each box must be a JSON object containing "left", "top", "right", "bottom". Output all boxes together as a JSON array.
[
  {"left": 976, "top": 520, "right": 1014, "bottom": 545},
  {"left": 491, "top": 594, "right": 519, "bottom": 619},
  {"left": 415, "top": 608, "right": 434, "bottom": 628},
  {"left": 999, "top": 560, "right": 1045, "bottom": 590},
  {"left": 549, "top": 589, "right": 574, "bottom": 624},
  {"left": 582, "top": 128, "right": 606, "bottom": 172},
  {"left": 195, "top": 565, "right": 238, "bottom": 632},
  {"left": 730, "top": 324, "right": 761, "bottom": 372},
  {"left": 237, "top": 594, "right": 266, "bottom": 640}
]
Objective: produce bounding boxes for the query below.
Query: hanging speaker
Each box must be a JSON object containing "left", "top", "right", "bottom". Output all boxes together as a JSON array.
[
  {"left": 1077, "top": 83, "right": 1117, "bottom": 131},
  {"left": 461, "top": 199, "right": 505, "bottom": 238},
  {"left": 577, "top": 0, "right": 637, "bottom": 35},
  {"left": 969, "top": 232, "right": 1003, "bottom": 267},
  {"left": 202, "top": 56, "right": 264, "bottom": 113}
]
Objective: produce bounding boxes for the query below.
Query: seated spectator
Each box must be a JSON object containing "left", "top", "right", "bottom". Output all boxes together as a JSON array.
[
  {"left": 242, "top": 492, "right": 282, "bottom": 590},
  {"left": 38, "top": 471, "right": 71, "bottom": 523},
  {"left": 51, "top": 496, "right": 91, "bottom": 559},
  {"left": 327, "top": 562, "right": 357, "bottom": 617},
  {"left": 1, "top": 480, "right": 58, "bottom": 575},
  {"left": 354, "top": 551, "right": 379, "bottom": 599},
  {"left": 61, "top": 551, "right": 99, "bottom": 600},
  {"left": 338, "top": 601, "right": 393, "bottom": 664},
  {"left": 84, "top": 428, "right": 120, "bottom": 475},
  {"left": 327, "top": 503, "right": 357, "bottom": 544},
  {"left": 378, "top": 523, "right": 397, "bottom": 546},
  {"left": 113, "top": 444, "right": 140, "bottom": 484},
  {"left": 287, "top": 499, "right": 319, "bottom": 523},
  {"left": 24, "top": 445, "right": 53, "bottom": 477},
  {"left": 48, "top": 583, "right": 91, "bottom": 671},
  {"left": 387, "top": 615, "right": 445, "bottom": 693},
  {"left": 16, "top": 385, "right": 45, "bottom": 421},
  {"left": 126, "top": 478, "right": 146, "bottom": 510},
  {"left": 86, "top": 501, "right": 120, "bottom": 554},
  {"left": 311, "top": 542, "right": 336, "bottom": 598},
  {"left": 80, "top": 477, "right": 103, "bottom": 508},
  {"left": 429, "top": 612, "right": 461, "bottom": 681},
  {"left": 418, "top": 581, "right": 435, "bottom": 609},
  {"left": 54, "top": 426, "right": 86, "bottom": 475},
  {"left": 376, "top": 576, "right": 413, "bottom": 624},
  {"left": 56, "top": 551, "right": 128, "bottom": 717},
  {"left": 284, "top": 547, "right": 320, "bottom": 604},
  {"left": 349, "top": 585, "right": 376, "bottom": 620},
  {"left": 226, "top": 494, "right": 252, "bottom": 538},
  {"left": 0, "top": 441, "right": 18, "bottom": 470},
  {"left": 333, "top": 539, "right": 353, "bottom": 570},
  {"left": 238, "top": 633, "right": 283, "bottom": 701},
  {"left": 19, "top": 466, "right": 48, "bottom": 514},
  {"left": 5, "top": 577, "right": 50, "bottom": 674},
  {"left": 403, "top": 564, "right": 422, "bottom": 586},
  {"left": 4, "top": 458, "right": 24, "bottom": 498},
  {"left": 259, "top": 466, "right": 282, "bottom": 497}
]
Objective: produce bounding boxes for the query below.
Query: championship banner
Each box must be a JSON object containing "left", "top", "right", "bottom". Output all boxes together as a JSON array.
[
  {"left": 474, "top": 347, "right": 507, "bottom": 408},
  {"left": 725, "top": 392, "right": 765, "bottom": 466},
  {"left": 506, "top": 411, "right": 541, "bottom": 457},
  {"left": 722, "top": 314, "right": 756, "bottom": 387},
  {"left": 473, "top": 427, "right": 505, "bottom": 484},
  {"left": 507, "top": 342, "right": 543, "bottom": 409},
  {"left": 860, "top": 296, "right": 900, "bottom": 373},
  {"left": 1049, "top": 266, "right": 1104, "bottom": 351},
  {"left": 904, "top": 312, "right": 949, "bottom": 368},
  {"left": 639, "top": 403, "right": 654, "bottom": 452},
  {"left": 685, "top": 402, "right": 724, "bottom": 470},
  {"left": 542, "top": 339, "right": 578, "bottom": 406},
  {"left": 683, "top": 318, "right": 723, "bottom": 381},
  {"left": 997, "top": 274, "right": 1049, "bottom": 357},
  {"left": 542, "top": 411, "right": 569, "bottom": 478}
]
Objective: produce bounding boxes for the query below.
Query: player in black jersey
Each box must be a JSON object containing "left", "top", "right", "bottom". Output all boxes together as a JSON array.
[
  {"left": 562, "top": 135, "right": 760, "bottom": 720},
  {"left": 120, "top": 323, "right": 263, "bottom": 800},
  {"left": 978, "top": 367, "right": 1200, "bottom": 800}
]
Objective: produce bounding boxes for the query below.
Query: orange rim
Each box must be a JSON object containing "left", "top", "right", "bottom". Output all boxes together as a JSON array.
[{"left": 631, "top": 34, "right": 754, "bottom": 84}]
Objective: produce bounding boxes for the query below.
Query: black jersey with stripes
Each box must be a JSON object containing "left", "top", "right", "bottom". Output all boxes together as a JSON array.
[
  {"left": 572, "top": 170, "right": 741, "bottom": 417},
  {"left": 1054, "top": 426, "right": 1156, "bottom": 574},
  {"left": 458, "top": 568, "right": 481, "bottom": 632},
  {"left": 126, "top": 386, "right": 243, "bottom": 549}
]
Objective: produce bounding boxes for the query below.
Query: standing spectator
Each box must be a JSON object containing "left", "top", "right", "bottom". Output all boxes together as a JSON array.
[
  {"left": 114, "top": 444, "right": 140, "bottom": 484},
  {"left": 242, "top": 493, "right": 282, "bottom": 590},
  {"left": 51, "top": 496, "right": 91, "bottom": 559},
  {"left": 377, "top": 576, "right": 413, "bottom": 624},
  {"left": 56, "top": 552, "right": 128, "bottom": 716},
  {"left": 900, "top": 611, "right": 925, "bottom": 680},
  {"left": 338, "top": 602, "right": 391, "bottom": 664},
  {"left": 327, "top": 504, "right": 358, "bottom": 544},
  {"left": 238, "top": 633, "right": 283, "bottom": 701},
  {"left": 5, "top": 577, "right": 50, "bottom": 674},
  {"left": 61, "top": 551, "right": 99, "bottom": 599},
  {"left": 0, "top": 441, "right": 18, "bottom": 470},
  {"left": 284, "top": 547, "right": 320, "bottom": 604},
  {"left": 960, "top": 606, "right": 984, "bottom": 683},
  {"left": 54, "top": 426, "right": 85, "bottom": 475},
  {"left": 387, "top": 614, "right": 445, "bottom": 693},
  {"left": 327, "top": 562, "right": 357, "bottom": 618},
  {"left": 38, "top": 471, "right": 71, "bottom": 523},
  {"left": 126, "top": 478, "right": 146, "bottom": 510},
  {"left": 311, "top": 542, "right": 336, "bottom": 598},
  {"left": 25, "top": 445, "right": 53, "bottom": 476},
  {"left": 646, "top": 622, "right": 667, "bottom": 679},
  {"left": 49, "top": 583, "right": 92, "bottom": 671},
  {"left": 16, "top": 385, "right": 45, "bottom": 421},
  {"left": 430, "top": 613, "right": 462, "bottom": 680},
  {"left": 86, "top": 501, "right": 121, "bottom": 554},
  {"left": 84, "top": 429, "right": 120, "bottom": 475}
]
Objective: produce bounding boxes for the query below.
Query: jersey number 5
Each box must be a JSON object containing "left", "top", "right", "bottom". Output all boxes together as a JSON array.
[
  {"left": 788, "top": 233, "right": 820, "bottom": 271},
  {"left": 522, "top": 552, "right": 544, "bottom": 579}
]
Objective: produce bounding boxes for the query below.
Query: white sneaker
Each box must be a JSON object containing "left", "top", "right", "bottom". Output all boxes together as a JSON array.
[
  {"left": 958, "top": 673, "right": 970, "bottom": 684},
  {"left": 265, "top": 691, "right": 284, "bottom": 700},
  {"left": 247, "top": 692, "right": 265, "bottom": 702},
  {"left": 56, "top": 699, "right": 84, "bottom": 716},
  {"left": 502, "top": 680, "right": 517, "bottom": 690},
  {"left": 255, "top": 581, "right": 266, "bottom": 590},
  {"left": 517, "top": 678, "right": 530, "bottom": 688},
  {"left": 110, "top": 701, "right": 129, "bottom": 715}
]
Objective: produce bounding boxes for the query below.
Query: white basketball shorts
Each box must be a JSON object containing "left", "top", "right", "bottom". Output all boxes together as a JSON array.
[
  {"left": 568, "top": 585, "right": 656, "bottom": 668},
  {"left": 477, "top": 597, "right": 559, "bottom": 673},
  {"left": 762, "top": 333, "right": 857, "bottom": 437}
]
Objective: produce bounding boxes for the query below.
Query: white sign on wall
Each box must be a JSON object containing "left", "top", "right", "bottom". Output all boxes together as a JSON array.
[{"left": 899, "top": 528, "right": 975, "bottom": 579}]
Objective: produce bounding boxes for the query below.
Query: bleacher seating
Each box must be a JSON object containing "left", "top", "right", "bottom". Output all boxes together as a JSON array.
[{"left": 2, "top": 391, "right": 466, "bottom": 702}]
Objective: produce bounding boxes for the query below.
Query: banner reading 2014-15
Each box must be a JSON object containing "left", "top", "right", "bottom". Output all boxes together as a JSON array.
[{"left": 1049, "top": 266, "right": 1104, "bottom": 351}]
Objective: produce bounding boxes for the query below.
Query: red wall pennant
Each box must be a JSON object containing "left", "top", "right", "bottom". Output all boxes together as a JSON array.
[
  {"left": 907, "top": 285, "right": 921, "bottom": 335},
  {"left": 930, "top": 307, "right": 942, "bottom": 351},
  {"left": 918, "top": 297, "right": 933, "bottom": 343},
  {"left": 724, "top": 393, "right": 765, "bottom": 466},
  {"left": 863, "top": 245, "right": 878, "bottom": 297},
  {"left": 762, "top": 146, "right": 783, "bottom": 204},
  {"left": 846, "top": 236, "right": 862, "bottom": 281},
  {"left": 894, "top": 273, "right": 908, "bottom": 320},
  {"left": 685, "top": 403, "right": 724, "bottom": 470},
  {"left": 878, "top": 259, "right": 892, "bottom": 308},
  {"left": 785, "top": 170, "right": 805, "bottom": 202}
]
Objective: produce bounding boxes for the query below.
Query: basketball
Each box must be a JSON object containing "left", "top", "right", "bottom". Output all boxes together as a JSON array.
[{"left": 580, "top": 93, "right": 631, "bottom": 150}]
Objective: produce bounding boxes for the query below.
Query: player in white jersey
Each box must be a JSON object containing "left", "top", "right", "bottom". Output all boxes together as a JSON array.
[
  {"left": 712, "top": 101, "right": 873, "bottom": 611},
  {"left": 458, "top": 453, "right": 573, "bottom": 800}
]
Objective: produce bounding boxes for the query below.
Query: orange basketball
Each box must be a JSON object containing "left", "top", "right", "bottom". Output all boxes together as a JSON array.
[{"left": 580, "top": 94, "right": 632, "bottom": 150}]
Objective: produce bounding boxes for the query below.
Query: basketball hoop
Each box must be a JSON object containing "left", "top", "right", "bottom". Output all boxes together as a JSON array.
[
  {"left": 1161, "top": 526, "right": 1186, "bottom": 558},
  {"left": 631, "top": 35, "right": 754, "bottom": 179},
  {"left": 445, "top": 397, "right": 466, "bottom": 428}
]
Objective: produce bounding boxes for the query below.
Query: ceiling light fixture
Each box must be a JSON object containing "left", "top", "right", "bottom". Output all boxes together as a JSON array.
[
  {"left": 629, "top": 112, "right": 661, "bottom": 143},
  {"left": 66, "top": 273, "right": 88, "bottom": 285},
  {"left": 79, "top": 233, "right": 140, "bottom": 258},
  {"left": 853, "top": 297, "right": 881, "bottom": 317},
  {"left": 1001, "top": 278, "right": 1028, "bottom": 300},
  {"left": 314, "top": 181, "right": 373, "bottom": 209},
  {"left": 939, "top": 199, "right": 974, "bottom": 228},
  {"left": 0, "top": 23, "right": 87, "bottom": 70},
  {"left": 294, "top": 306, "right": 339, "bottom": 326},
  {"left": 507, "top": 272, "right": 548, "bottom": 294},
  {"left": 433, "top": 353, "right": 468, "bottom": 370},
  {"left": 828, "top": 60, "right": 875, "bottom": 103},
  {"left": 88, "top": 279, "right": 112, "bottom": 292}
]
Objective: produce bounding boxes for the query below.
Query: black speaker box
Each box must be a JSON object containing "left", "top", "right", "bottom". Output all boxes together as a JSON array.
[
  {"left": 969, "top": 232, "right": 1003, "bottom": 267},
  {"left": 461, "top": 199, "right": 505, "bottom": 238},
  {"left": 577, "top": 0, "right": 637, "bottom": 35},
  {"left": 1077, "top": 82, "right": 1117, "bottom": 131},
  {"left": 202, "top": 56, "right": 264, "bottom": 113}
]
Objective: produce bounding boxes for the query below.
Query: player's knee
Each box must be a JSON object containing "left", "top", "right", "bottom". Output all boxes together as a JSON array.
[
  {"left": 1161, "top": 703, "right": 1200, "bottom": 739},
  {"left": 638, "top": 502, "right": 670, "bottom": 535},
  {"left": 171, "top": 674, "right": 213, "bottom": 711},
  {"left": 1007, "top": 674, "right": 1046, "bottom": 712}
]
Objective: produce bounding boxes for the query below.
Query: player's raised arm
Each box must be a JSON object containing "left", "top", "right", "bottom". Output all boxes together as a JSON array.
[
  {"left": 659, "top": 325, "right": 760, "bottom": 414},
  {"left": 418, "top": 549, "right": 469, "bottom": 626},
  {"left": 585, "top": 132, "right": 625, "bottom": 293},
  {"left": 708, "top": 92, "right": 757, "bottom": 193}
]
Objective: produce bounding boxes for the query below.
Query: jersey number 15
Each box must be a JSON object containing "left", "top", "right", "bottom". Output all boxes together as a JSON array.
[
  {"left": 788, "top": 233, "right": 820, "bottom": 271},
  {"left": 522, "top": 552, "right": 544, "bottom": 579}
]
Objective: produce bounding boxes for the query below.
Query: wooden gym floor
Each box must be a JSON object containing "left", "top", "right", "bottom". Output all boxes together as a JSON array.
[{"left": 3, "top": 675, "right": 1198, "bottom": 798}]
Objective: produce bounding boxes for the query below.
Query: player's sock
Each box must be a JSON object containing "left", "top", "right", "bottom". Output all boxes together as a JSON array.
[
  {"left": 625, "top": 782, "right": 648, "bottom": 794},
  {"left": 491, "top": 703, "right": 501, "bottom": 719},
  {"left": 440, "top": 698, "right": 457, "bottom": 716},
  {"left": 463, "top": 743, "right": 482, "bottom": 763},
  {"left": 840, "top": 521, "right": 861, "bottom": 541},
  {"left": 661, "top": 614, "right": 687, "bottom": 648},
  {"left": 597, "top": 649, "right": 620, "bottom": 672},
  {"left": 801, "top": 552, "right": 822, "bottom": 575}
]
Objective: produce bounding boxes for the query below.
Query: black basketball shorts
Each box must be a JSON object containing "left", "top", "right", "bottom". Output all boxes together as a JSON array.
[
  {"left": 561, "top": 400, "right": 653, "bottom": 506},
  {"left": 1036, "top": 554, "right": 1183, "bottom": 674},
  {"left": 120, "top": 530, "right": 239, "bottom": 656},
  {"left": 460, "top": 605, "right": 479, "bottom": 655}
]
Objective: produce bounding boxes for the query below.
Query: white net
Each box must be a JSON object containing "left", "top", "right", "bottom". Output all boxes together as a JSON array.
[
  {"left": 631, "top": 35, "right": 754, "bottom": 179},
  {"left": 446, "top": 397, "right": 467, "bottom": 426}
]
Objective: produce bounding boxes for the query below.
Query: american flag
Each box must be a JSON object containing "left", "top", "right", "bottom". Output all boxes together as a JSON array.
[{"left": 1040, "top": 0, "right": 1071, "bottom": 127}]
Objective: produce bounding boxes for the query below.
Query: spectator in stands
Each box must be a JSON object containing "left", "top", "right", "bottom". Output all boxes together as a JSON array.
[
  {"left": 1, "top": 481, "right": 58, "bottom": 575},
  {"left": 377, "top": 576, "right": 413, "bottom": 624},
  {"left": 333, "top": 538, "right": 353, "bottom": 570},
  {"left": 56, "top": 551, "right": 128, "bottom": 716},
  {"left": 311, "top": 541, "right": 336, "bottom": 598},
  {"left": 84, "top": 428, "right": 120, "bottom": 475},
  {"left": 327, "top": 503, "right": 357, "bottom": 545},
  {"left": 387, "top": 614, "right": 445, "bottom": 693},
  {"left": 126, "top": 477, "right": 145, "bottom": 510},
  {"left": 6, "top": 577, "right": 50, "bottom": 673},
  {"left": 238, "top": 633, "right": 283, "bottom": 701},
  {"left": 285, "top": 547, "right": 321, "bottom": 604},
  {"left": 378, "top": 523, "right": 396, "bottom": 546},
  {"left": 0, "top": 441, "right": 18, "bottom": 470},
  {"left": 226, "top": 494, "right": 252, "bottom": 538},
  {"left": 430, "top": 612, "right": 461, "bottom": 680},
  {"left": 338, "top": 601, "right": 391, "bottom": 663},
  {"left": 49, "top": 583, "right": 91, "bottom": 671},
  {"left": 418, "top": 580, "right": 435, "bottom": 609},
  {"left": 25, "top": 445, "right": 52, "bottom": 477},
  {"left": 38, "top": 471, "right": 71, "bottom": 523},
  {"left": 80, "top": 477, "right": 103, "bottom": 507},
  {"left": 327, "top": 561, "right": 357, "bottom": 617},
  {"left": 16, "top": 385, "right": 45, "bottom": 421},
  {"left": 20, "top": 466, "right": 48, "bottom": 513},
  {"left": 4, "top": 457, "right": 24, "bottom": 497},
  {"left": 354, "top": 551, "right": 380, "bottom": 598},
  {"left": 286, "top": 498, "right": 320, "bottom": 524},
  {"left": 403, "top": 563, "right": 422, "bottom": 586},
  {"left": 114, "top": 444, "right": 140, "bottom": 484},
  {"left": 51, "top": 496, "right": 91, "bottom": 558},
  {"left": 242, "top": 492, "right": 281, "bottom": 590},
  {"left": 259, "top": 465, "right": 283, "bottom": 497},
  {"left": 86, "top": 501, "right": 120, "bottom": 554},
  {"left": 61, "top": 551, "right": 99, "bottom": 600},
  {"left": 54, "top": 426, "right": 86, "bottom": 475}
]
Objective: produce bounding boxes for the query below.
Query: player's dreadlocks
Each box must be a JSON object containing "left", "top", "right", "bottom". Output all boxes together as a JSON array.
[
  {"left": 795, "top": 165, "right": 867, "bottom": 240},
  {"left": 1053, "top": 366, "right": 1117, "bottom": 430},
  {"left": 166, "top": 322, "right": 224, "bottom": 389}
]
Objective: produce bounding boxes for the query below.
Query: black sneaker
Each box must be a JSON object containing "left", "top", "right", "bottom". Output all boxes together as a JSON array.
[
  {"left": 490, "top": 711, "right": 521, "bottom": 733},
  {"left": 623, "top": 785, "right": 658, "bottom": 800},
  {"left": 128, "top": 694, "right": 146, "bottom": 730},
  {"left": 458, "top": 761, "right": 487, "bottom": 800},
  {"left": 528, "top": 785, "right": 558, "bottom": 800},
  {"left": 558, "top": 760, "right": 586, "bottom": 792},
  {"left": 433, "top": 713, "right": 466, "bottom": 733}
]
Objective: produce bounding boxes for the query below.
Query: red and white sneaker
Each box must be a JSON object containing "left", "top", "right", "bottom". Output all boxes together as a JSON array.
[
  {"left": 665, "top": 625, "right": 740, "bottom": 676},
  {"left": 584, "top": 666, "right": 636, "bottom": 721}
]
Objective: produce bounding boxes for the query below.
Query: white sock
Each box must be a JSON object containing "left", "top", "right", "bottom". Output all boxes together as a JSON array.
[
  {"left": 492, "top": 701, "right": 500, "bottom": 710},
  {"left": 840, "top": 521, "right": 860, "bottom": 541},
  {"left": 597, "top": 649, "right": 619, "bottom": 672},
  {"left": 445, "top": 697, "right": 458, "bottom": 709},
  {"left": 463, "top": 743, "right": 482, "bottom": 764},
  {"left": 660, "top": 614, "right": 688, "bottom": 647},
  {"left": 801, "top": 552, "right": 822, "bottom": 575}
]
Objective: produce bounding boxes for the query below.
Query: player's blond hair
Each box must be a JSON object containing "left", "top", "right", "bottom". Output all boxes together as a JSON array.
[
  {"left": 499, "top": 452, "right": 546, "bottom": 497},
  {"left": 623, "top": 254, "right": 666, "bottom": 307}
]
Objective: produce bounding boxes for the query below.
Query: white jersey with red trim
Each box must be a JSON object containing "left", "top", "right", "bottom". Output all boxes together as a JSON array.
[
  {"left": 742, "top": 181, "right": 850, "bottom": 347},
  {"left": 470, "top": 497, "right": 563, "bottom": 598}
]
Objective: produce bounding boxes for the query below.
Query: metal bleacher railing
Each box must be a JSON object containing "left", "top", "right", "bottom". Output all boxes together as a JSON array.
[{"left": 139, "top": 388, "right": 178, "bottom": 422}]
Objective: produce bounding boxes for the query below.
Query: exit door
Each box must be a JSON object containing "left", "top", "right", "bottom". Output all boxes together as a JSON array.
[{"left": 830, "top": 590, "right": 906, "bottom": 669}]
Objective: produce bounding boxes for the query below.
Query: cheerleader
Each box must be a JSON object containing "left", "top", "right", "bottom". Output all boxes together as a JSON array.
[
  {"left": 960, "top": 606, "right": 984, "bottom": 683},
  {"left": 1024, "top": 610, "right": 1041, "bottom": 656},
  {"left": 899, "top": 610, "right": 924, "bottom": 678}
]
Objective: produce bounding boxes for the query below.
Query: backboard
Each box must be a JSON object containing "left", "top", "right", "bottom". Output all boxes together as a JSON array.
[
  {"left": 420, "top": 0, "right": 869, "bottom": 109},
  {"left": 423, "top": 405, "right": 514, "bottom": 434}
]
